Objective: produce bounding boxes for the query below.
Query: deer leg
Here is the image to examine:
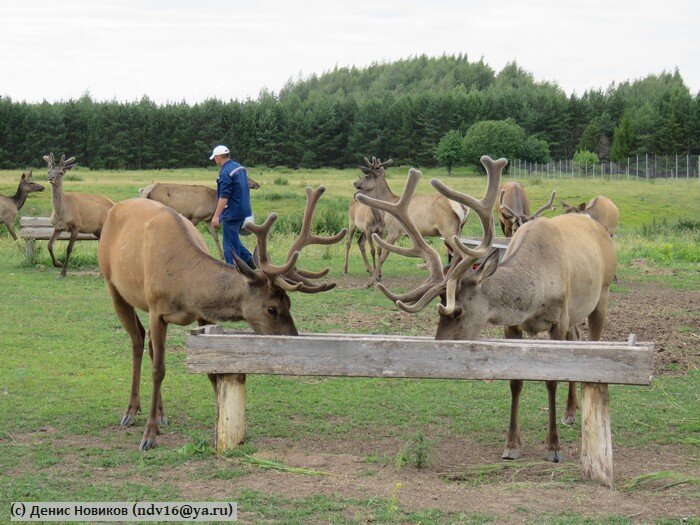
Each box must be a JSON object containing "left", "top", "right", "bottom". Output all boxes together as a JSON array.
[
  {"left": 502, "top": 325, "right": 524, "bottom": 459},
  {"left": 108, "top": 286, "right": 146, "bottom": 427},
  {"left": 140, "top": 312, "right": 167, "bottom": 450},
  {"left": 3, "top": 220, "right": 18, "bottom": 241},
  {"left": 545, "top": 381, "right": 561, "bottom": 462},
  {"left": 146, "top": 331, "right": 167, "bottom": 426},
  {"left": 587, "top": 289, "right": 609, "bottom": 342},
  {"left": 367, "top": 229, "right": 377, "bottom": 270},
  {"left": 47, "top": 228, "right": 62, "bottom": 267},
  {"left": 207, "top": 221, "right": 225, "bottom": 260},
  {"left": 563, "top": 329, "right": 579, "bottom": 425},
  {"left": 357, "top": 233, "right": 372, "bottom": 274},
  {"left": 59, "top": 228, "right": 79, "bottom": 277},
  {"left": 342, "top": 224, "right": 356, "bottom": 274},
  {"left": 366, "top": 232, "right": 400, "bottom": 287}
]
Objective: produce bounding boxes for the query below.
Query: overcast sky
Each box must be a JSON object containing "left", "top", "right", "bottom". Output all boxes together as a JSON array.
[{"left": 1, "top": 0, "right": 697, "bottom": 104}]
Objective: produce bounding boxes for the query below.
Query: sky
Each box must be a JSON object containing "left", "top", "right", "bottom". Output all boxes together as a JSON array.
[{"left": 1, "top": 0, "right": 698, "bottom": 104}]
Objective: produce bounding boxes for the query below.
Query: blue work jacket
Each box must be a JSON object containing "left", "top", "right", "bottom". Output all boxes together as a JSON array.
[{"left": 217, "top": 159, "right": 252, "bottom": 221}]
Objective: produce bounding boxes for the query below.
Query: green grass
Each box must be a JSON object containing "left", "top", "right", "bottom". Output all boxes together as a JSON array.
[{"left": 0, "top": 166, "right": 698, "bottom": 523}]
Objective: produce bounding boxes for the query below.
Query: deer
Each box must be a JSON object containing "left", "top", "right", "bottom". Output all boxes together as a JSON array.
[
  {"left": 98, "top": 186, "right": 346, "bottom": 450},
  {"left": 43, "top": 154, "right": 114, "bottom": 277},
  {"left": 353, "top": 156, "right": 468, "bottom": 287},
  {"left": 560, "top": 196, "right": 619, "bottom": 236},
  {"left": 496, "top": 181, "right": 556, "bottom": 237},
  {"left": 139, "top": 179, "right": 260, "bottom": 259},
  {"left": 343, "top": 197, "right": 386, "bottom": 274},
  {"left": 357, "top": 156, "right": 616, "bottom": 463},
  {"left": 0, "top": 169, "right": 44, "bottom": 240}
]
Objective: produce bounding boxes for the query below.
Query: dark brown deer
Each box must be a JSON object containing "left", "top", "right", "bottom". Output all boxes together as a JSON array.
[
  {"left": 561, "top": 195, "right": 619, "bottom": 236},
  {"left": 353, "top": 156, "right": 468, "bottom": 286},
  {"left": 357, "top": 156, "right": 616, "bottom": 463},
  {"left": 496, "top": 181, "right": 556, "bottom": 237},
  {"left": 98, "top": 186, "right": 346, "bottom": 450},
  {"left": 0, "top": 170, "right": 44, "bottom": 240},
  {"left": 44, "top": 154, "right": 114, "bottom": 277}
]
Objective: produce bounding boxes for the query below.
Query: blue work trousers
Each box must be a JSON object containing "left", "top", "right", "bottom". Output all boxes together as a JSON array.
[{"left": 222, "top": 219, "right": 254, "bottom": 267}]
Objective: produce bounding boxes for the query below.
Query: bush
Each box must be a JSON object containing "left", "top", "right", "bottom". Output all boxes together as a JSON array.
[
  {"left": 463, "top": 119, "right": 525, "bottom": 171},
  {"left": 573, "top": 149, "right": 599, "bottom": 167},
  {"left": 273, "top": 177, "right": 289, "bottom": 186}
]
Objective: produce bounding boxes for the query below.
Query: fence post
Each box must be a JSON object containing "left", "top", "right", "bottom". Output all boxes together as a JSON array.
[
  {"left": 627, "top": 157, "right": 630, "bottom": 181},
  {"left": 636, "top": 155, "right": 639, "bottom": 180},
  {"left": 687, "top": 154, "right": 690, "bottom": 178},
  {"left": 676, "top": 154, "right": 678, "bottom": 179},
  {"left": 214, "top": 373, "right": 247, "bottom": 452},
  {"left": 581, "top": 383, "right": 614, "bottom": 487},
  {"left": 645, "top": 154, "right": 649, "bottom": 181}
]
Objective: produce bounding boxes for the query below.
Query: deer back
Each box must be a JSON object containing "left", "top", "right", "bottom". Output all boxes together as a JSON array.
[
  {"left": 146, "top": 183, "right": 217, "bottom": 223},
  {"left": 584, "top": 196, "right": 619, "bottom": 236}
]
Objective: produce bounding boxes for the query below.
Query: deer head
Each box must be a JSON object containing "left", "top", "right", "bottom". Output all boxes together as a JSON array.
[
  {"left": 43, "top": 153, "right": 77, "bottom": 185},
  {"left": 499, "top": 186, "right": 556, "bottom": 236},
  {"left": 559, "top": 199, "right": 587, "bottom": 214},
  {"left": 20, "top": 169, "right": 44, "bottom": 193},
  {"left": 232, "top": 186, "right": 347, "bottom": 334},
  {"left": 353, "top": 156, "right": 393, "bottom": 193},
  {"left": 356, "top": 156, "right": 506, "bottom": 340}
]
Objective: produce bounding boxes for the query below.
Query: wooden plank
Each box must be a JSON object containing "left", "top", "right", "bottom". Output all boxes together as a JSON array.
[
  {"left": 193, "top": 329, "right": 648, "bottom": 348},
  {"left": 186, "top": 333, "right": 654, "bottom": 385},
  {"left": 20, "top": 216, "right": 54, "bottom": 228},
  {"left": 20, "top": 227, "right": 98, "bottom": 241},
  {"left": 580, "top": 383, "right": 613, "bottom": 486}
]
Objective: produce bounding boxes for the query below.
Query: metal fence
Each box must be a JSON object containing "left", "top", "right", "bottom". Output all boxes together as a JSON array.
[{"left": 510, "top": 155, "right": 700, "bottom": 181}]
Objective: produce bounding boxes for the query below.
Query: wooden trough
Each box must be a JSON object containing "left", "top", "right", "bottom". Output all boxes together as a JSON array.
[
  {"left": 20, "top": 216, "right": 98, "bottom": 258},
  {"left": 186, "top": 327, "right": 654, "bottom": 487}
]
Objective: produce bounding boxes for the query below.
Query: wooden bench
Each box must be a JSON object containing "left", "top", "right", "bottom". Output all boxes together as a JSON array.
[
  {"left": 186, "top": 327, "right": 653, "bottom": 487},
  {"left": 20, "top": 216, "right": 98, "bottom": 258}
]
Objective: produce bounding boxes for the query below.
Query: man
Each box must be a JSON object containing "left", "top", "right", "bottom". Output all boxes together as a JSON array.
[{"left": 210, "top": 145, "right": 255, "bottom": 267}]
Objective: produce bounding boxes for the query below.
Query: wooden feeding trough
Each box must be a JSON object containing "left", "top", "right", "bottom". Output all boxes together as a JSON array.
[{"left": 186, "top": 327, "right": 653, "bottom": 487}]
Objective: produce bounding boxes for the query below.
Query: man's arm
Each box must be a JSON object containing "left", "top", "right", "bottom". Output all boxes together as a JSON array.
[{"left": 212, "top": 197, "right": 228, "bottom": 228}]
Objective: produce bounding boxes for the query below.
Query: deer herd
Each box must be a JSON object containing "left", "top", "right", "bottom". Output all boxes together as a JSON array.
[{"left": 2, "top": 152, "right": 620, "bottom": 460}]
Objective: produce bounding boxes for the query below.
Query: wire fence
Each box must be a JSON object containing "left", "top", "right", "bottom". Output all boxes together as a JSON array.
[{"left": 510, "top": 155, "right": 700, "bottom": 181}]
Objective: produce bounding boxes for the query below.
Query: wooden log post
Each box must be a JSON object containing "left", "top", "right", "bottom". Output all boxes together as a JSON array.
[
  {"left": 580, "top": 382, "right": 613, "bottom": 486},
  {"left": 214, "top": 373, "right": 246, "bottom": 453},
  {"left": 190, "top": 325, "right": 247, "bottom": 453}
]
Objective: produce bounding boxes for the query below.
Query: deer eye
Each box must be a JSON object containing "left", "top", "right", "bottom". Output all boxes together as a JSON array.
[
  {"left": 267, "top": 307, "right": 278, "bottom": 317},
  {"left": 453, "top": 308, "right": 463, "bottom": 318}
]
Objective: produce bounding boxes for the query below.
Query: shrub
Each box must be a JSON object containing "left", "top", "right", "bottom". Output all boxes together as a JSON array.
[{"left": 573, "top": 149, "right": 599, "bottom": 167}]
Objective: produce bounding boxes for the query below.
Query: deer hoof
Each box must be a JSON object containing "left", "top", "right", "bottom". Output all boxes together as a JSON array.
[
  {"left": 120, "top": 414, "right": 137, "bottom": 427},
  {"left": 561, "top": 414, "right": 575, "bottom": 425},
  {"left": 501, "top": 448, "right": 520, "bottom": 460},
  {"left": 158, "top": 416, "right": 168, "bottom": 426},
  {"left": 546, "top": 450, "right": 561, "bottom": 463},
  {"left": 139, "top": 438, "right": 157, "bottom": 451}
]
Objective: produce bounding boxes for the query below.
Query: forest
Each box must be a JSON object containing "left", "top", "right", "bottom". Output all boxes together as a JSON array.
[{"left": 0, "top": 55, "right": 697, "bottom": 170}]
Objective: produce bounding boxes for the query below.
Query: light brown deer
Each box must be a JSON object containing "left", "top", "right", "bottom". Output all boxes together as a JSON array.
[
  {"left": 357, "top": 156, "right": 616, "bottom": 463},
  {"left": 561, "top": 195, "right": 619, "bottom": 236},
  {"left": 496, "top": 181, "right": 556, "bottom": 237},
  {"left": 343, "top": 198, "right": 385, "bottom": 274},
  {"left": 98, "top": 186, "right": 346, "bottom": 450},
  {"left": 44, "top": 154, "right": 114, "bottom": 277},
  {"left": 0, "top": 169, "right": 44, "bottom": 240},
  {"left": 139, "top": 179, "right": 260, "bottom": 259},
  {"left": 353, "top": 157, "right": 468, "bottom": 286}
]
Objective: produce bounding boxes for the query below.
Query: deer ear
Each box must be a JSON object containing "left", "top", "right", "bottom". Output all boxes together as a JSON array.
[
  {"left": 474, "top": 248, "right": 500, "bottom": 282},
  {"left": 577, "top": 203, "right": 586, "bottom": 211},
  {"left": 20, "top": 173, "right": 26, "bottom": 181},
  {"left": 233, "top": 251, "right": 265, "bottom": 284}
]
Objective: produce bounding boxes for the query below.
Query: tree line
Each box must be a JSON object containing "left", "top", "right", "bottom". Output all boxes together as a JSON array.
[{"left": 0, "top": 55, "right": 697, "bottom": 171}]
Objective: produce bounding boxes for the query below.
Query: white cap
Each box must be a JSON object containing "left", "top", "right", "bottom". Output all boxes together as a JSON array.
[{"left": 209, "top": 145, "right": 230, "bottom": 160}]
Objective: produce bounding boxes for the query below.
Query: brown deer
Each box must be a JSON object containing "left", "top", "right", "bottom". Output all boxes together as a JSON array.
[
  {"left": 44, "top": 154, "right": 114, "bottom": 277},
  {"left": 98, "top": 186, "right": 346, "bottom": 450},
  {"left": 353, "top": 157, "right": 468, "bottom": 286},
  {"left": 496, "top": 181, "right": 556, "bottom": 237},
  {"left": 343, "top": 198, "right": 386, "bottom": 274},
  {"left": 0, "top": 170, "right": 44, "bottom": 240},
  {"left": 357, "top": 156, "right": 616, "bottom": 463},
  {"left": 561, "top": 196, "right": 619, "bottom": 236},
  {"left": 139, "top": 179, "right": 260, "bottom": 259}
]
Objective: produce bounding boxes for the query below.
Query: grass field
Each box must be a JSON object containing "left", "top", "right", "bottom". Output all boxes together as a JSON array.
[{"left": 0, "top": 165, "right": 698, "bottom": 524}]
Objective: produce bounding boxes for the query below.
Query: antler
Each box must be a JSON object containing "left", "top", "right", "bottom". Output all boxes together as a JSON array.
[
  {"left": 362, "top": 156, "right": 393, "bottom": 170},
  {"left": 357, "top": 169, "right": 448, "bottom": 312},
  {"left": 430, "top": 156, "right": 506, "bottom": 314},
  {"left": 43, "top": 153, "right": 77, "bottom": 171},
  {"left": 529, "top": 191, "right": 556, "bottom": 220},
  {"left": 246, "top": 186, "right": 347, "bottom": 294}
]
